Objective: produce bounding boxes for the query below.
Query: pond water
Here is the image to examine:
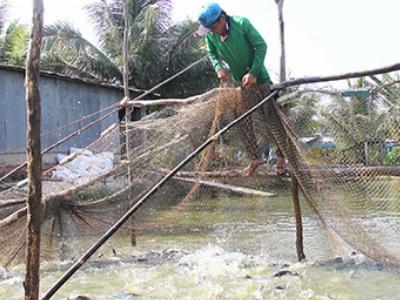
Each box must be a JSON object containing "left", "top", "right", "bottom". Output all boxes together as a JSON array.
[{"left": 1, "top": 193, "right": 400, "bottom": 299}]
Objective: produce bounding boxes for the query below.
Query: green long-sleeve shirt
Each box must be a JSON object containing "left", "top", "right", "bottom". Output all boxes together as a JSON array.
[{"left": 205, "top": 15, "right": 271, "bottom": 85}]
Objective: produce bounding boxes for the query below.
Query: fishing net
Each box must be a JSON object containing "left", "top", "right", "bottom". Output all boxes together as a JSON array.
[{"left": 0, "top": 76, "right": 400, "bottom": 272}]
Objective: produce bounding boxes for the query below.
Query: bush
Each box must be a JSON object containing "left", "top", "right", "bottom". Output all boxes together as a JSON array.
[{"left": 384, "top": 146, "right": 400, "bottom": 165}]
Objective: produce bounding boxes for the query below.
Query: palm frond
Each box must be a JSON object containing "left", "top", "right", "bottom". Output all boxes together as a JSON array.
[
  {"left": 127, "top": 1, "right": 173, "bottom": 87},
  {"left": 42, "top": 21, "right": 122, "bottom": 81},
  {"left": 0, "top": 20, "right": 29, "bottom": 65},
  {"left": 85, "top": 0, "right": 123, "bottom": 57},
  {"left": 165, "top": 20, "right": 202, "bottom": 63},
  {"left": 41, "top": 53, "right": 99, "bottom": 80}
]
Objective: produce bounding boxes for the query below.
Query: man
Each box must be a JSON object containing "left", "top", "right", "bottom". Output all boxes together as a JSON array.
[{"left": 197, "top": 2, "right": 285, "bottom": 176}]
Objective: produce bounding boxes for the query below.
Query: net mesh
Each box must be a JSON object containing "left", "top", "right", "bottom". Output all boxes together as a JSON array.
[{"left": 1, "top": 78, "right": 400, "bottom": 272}]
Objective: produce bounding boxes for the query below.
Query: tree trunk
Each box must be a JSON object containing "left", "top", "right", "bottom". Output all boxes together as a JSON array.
[
  {"left": 122, "top": 0, "right": 136, "bottom": 246},
  {"left": 24, "top": 0, "right": 44, "bottom": 299}
]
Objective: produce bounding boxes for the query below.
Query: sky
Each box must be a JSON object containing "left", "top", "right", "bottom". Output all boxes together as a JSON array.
[{"left": 6, "top": 0, "right": 400, "bottom": 83}]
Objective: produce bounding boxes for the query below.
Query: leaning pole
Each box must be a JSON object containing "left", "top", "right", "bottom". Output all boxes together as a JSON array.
[{"left": 24, "top": 0, "right": 44, "bottom": 299}]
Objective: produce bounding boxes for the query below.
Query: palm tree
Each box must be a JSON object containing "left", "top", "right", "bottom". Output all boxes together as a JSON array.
[
  {"left": 369, "top": 73, "right": 400, "bottom": 125},
  {"left": 0, "top": 20, "right": 29, "bottom": 65},
  {"left": 287, "top": 89, "right": 319, "bottom": 137},
  {"left": 41, "top": 0, "right": 214, "bottom": 97},
  {"left": 0, "top": 0, "right": 30, "bottom": 66},
  {"left": 41, "top": 21, "right": 121, "bottom": 80},
  {"left": 367, "top": 73, "right": 400, "bottom": 165},
  {"left": 322, "top": 77, "right": 389, "bottom": 165}
]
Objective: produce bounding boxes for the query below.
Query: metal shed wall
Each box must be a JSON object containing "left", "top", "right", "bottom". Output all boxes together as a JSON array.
[{"left": 0, "top": 68, "right": 123, "bottom": 155}]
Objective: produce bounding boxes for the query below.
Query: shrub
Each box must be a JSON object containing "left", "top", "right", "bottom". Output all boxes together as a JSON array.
[{"left": 384, "top": 146, "right": 400, "bottom": 166}]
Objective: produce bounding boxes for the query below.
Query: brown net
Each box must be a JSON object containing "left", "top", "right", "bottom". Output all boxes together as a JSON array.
[{"left": 0, "top": 77, "right": 400, "bottom": 272}]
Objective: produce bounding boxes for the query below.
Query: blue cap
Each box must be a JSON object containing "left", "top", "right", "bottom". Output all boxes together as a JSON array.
[{"left": 198, "top": 3, "right": 222, "bottom": 28}]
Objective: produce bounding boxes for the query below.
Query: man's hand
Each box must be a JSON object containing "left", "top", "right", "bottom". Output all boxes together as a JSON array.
[
  {"left": 217, "top": 69, "right": 231, "bottom": 82},
  {"left": 242, "top": 73, "right": 257, "bottom": 88}
]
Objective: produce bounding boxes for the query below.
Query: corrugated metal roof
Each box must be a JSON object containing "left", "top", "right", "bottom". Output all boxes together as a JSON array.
[{"left": 0, "top": 63, "right": 159, "bottom": 96}]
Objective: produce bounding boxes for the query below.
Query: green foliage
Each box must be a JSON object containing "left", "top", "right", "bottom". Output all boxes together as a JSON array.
[
  {"left": 0, "top": 20, "right": 29, "bottom": 65},
  {"left": 303, "top": 147, "right": 337, "bottom": 165},
  {"left": 72, "top": 185, "right": 114, "bottom": 202},
  {"left": 289, "top": 93, "right": 319, "bottom": 137},
  {"left": 282, "top": 86, "right": 320, "bottom": 137},
  {"left": 384, "top": 146, "right": 400, "bottom": 166}
]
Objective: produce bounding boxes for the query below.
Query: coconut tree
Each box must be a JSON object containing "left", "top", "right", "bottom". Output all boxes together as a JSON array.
[
  {"left": 0, "top": 20, "right": 29, "bottom": 65},
  {"left": 41, "top": 21, "right": 121, "bottom": 80},
  {"left": 287, "top": 90, "right": 319, "bottom": 137},
  {"left": 155, "top": 18, "right": 216, "bottom": 97},
  {"left": 322, "top": 77, "right": 389, "bottom": 165},
  {"left": 366, "top": 73, "right": 400, "bottom": 165},
  {"left": 0, "top": 0, "right": 30, "bottom": 65},
  {"left": 41, "top": 0, "right": 214, "bottom": 97},
  {"left": 369, "top": 73, "right": 400, "bottom": 120}
]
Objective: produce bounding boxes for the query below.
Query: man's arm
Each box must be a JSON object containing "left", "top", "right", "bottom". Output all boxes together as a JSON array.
[
  {"left": 242, "top": 17, "right": 267, "bottom": 78},
  {"left": 206, "top": 35, "right": 223, "bottom": 74},
  {"left": 206, "top": 36, "right": 231, "bottom": 81}
]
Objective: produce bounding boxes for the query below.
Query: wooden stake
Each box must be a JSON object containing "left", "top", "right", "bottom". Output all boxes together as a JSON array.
[
  {"left": 24, "top": 1, "right": 44, "bottom": 299},
  {"left": 291, "top": 174, "right": 305, "bottom": 261},
  {"left": 275, "top": 0, "right": 305, "bottom": 261}
]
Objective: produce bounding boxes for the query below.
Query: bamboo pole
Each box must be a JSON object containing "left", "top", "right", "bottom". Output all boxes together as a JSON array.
[
  {"left": 122, "top": 88, "right": 221, "bottom": 107},
  {"left": 0, "top": 199, "right": 25, "bottom": 208},
  {"left": 24, "top": 1, "right": 44, "bottom": 299},
  {"left": 158, "top": 166, "right": 400, "bottom": 178},
  {"left": 40, "top": 92, "right": 278, "bottom": 300},
  {"left": 121, "top": 0, "right": 136, "bottom": 247},
  {"left": 173, "top": 176, "right": 276, "bottom": 197},
  {"left": 124, "top": 97, "right": 202, "bottom": 107},
  {"left": 271, "top": 62, "right": 400, "bottom": 90}
]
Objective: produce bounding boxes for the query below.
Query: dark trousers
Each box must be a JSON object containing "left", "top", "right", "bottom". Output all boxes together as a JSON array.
[
  {"left": 237, "top": 84, "right": 286, "bottom": 171},
  {"left": 236, "top": 84, "right": 272, "bottom": 160}
]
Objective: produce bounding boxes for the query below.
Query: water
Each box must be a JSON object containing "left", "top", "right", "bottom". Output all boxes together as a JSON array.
[{"left": 1, "top": 193, "right": 400, "bottom": 299}]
